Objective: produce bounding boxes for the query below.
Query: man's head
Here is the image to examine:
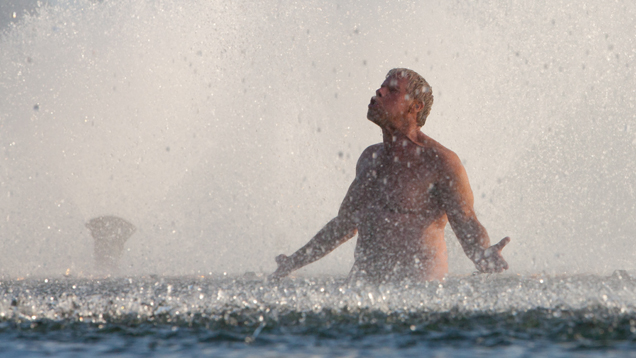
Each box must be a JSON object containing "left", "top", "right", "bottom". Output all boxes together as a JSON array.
[{"left": 384, "top": 68, "right": 433, "bottom": 127}]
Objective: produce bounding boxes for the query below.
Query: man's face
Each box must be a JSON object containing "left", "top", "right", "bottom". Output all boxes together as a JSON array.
[{"left": 367, "top": 75, "right": 413, "bottom": 128}]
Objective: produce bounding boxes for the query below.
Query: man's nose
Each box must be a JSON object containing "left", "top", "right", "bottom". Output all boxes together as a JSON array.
[{"left": 375, "top": 88, "right": 382, "bottom": 97}]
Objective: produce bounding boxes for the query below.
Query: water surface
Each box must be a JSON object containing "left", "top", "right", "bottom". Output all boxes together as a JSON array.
[{"left": 2, "top": 273, "right": 636, "bottom": 356}]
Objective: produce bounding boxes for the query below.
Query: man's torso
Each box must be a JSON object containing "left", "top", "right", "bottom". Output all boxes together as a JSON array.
[{"left": 347, "top": 141, "right": 452, "bottom": 282}]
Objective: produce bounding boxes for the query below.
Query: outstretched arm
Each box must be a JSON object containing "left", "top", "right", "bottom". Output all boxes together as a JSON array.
[
  {"left": 440, "top": 152, "right": 510, "bottom": 273},
  {"left": 269, "top": 216, "right": 357, "bottom": 280},
  {"left": 269, "top": 146, "right": 379, "bottom": 280}
]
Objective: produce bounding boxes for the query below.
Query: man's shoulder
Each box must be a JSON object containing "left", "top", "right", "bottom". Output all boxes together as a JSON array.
[
  {"left": 361, "top": 143, "right": 384, "bottom": 155},
  {"left": 354, "top": 144, "right": 383, "bottom": 173},
  {"left": 419, "top": 135, "right": 461, "bottom": 164},
  {"left": 414, "top": 137, "right": 466, "bottom": 184}
]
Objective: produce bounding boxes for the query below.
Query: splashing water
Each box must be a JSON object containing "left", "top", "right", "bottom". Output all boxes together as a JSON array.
[
  {"left": 1, "top": 2, "right": 636, "bottom": 355},
  {"left": 0, "top": 0, "right": 635, "bottom": 297},
  {"left": 2, "top": 273, "right": 636, "bottom": 355}
]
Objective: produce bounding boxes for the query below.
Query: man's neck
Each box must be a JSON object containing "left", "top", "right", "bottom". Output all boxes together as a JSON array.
[{"left": 381, "top": 126, "right": 422, "bottom": 158}]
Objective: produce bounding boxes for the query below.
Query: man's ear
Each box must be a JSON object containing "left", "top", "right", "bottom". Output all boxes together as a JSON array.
[{"left": 409, "top": 100, "right": 424, "bottom": 114}]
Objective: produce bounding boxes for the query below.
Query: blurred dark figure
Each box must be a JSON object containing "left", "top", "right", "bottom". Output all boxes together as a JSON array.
[{"left": 86, "top": 216, "right": 136, "bottom": 273}]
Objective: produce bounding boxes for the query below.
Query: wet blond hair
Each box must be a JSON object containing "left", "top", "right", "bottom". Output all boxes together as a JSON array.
[{"left": 386, "top": 68, "right": 434, "bottom": 127}]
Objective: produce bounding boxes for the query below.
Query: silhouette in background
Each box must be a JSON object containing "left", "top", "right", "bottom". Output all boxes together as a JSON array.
[{"left": 86, "top": 216, "right": 136, "bottom": 273}]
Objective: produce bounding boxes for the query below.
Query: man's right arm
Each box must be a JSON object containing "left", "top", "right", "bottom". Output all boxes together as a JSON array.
[
  {"left": 269, "top": 146, "right": 376, "bottom": 280},
  {"left": 269, "top": 215, "right": 357, "bottom": 280}
]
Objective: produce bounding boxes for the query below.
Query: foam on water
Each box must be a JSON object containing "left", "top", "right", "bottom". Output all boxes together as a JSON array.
[
  {"left": 2, "top": 273, "right": 636, "bottom": 354},
  {"left": 1, "top": 0, "right": 636, "bottom": 280},
  {"left": 3, "top": 273, "right": 636, "bottom": 322},
  {"left": 3, "top": 2, "right": 636, "bottom": 355}
]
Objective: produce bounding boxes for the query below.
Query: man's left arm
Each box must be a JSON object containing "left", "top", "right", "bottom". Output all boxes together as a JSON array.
[{"left": 439, "top": 152, "right": 510, "bottom": 273}]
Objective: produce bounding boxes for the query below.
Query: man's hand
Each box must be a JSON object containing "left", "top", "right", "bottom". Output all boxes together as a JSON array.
[
  {"left": 473, "top": 237, "right": 511, "bottom": 273},
  {"left": 268, "top": 254, "right": 293, "bottom": 281}
]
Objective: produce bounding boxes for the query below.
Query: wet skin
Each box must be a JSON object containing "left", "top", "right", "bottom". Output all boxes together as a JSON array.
[
  {"left": 345, "top": 139, "right": 457, "bottom": 281},
  {"left": 270, "top": 74, "right": 510, "bottom": 283}
]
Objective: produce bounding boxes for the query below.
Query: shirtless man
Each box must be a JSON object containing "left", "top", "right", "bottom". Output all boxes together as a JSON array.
[{"left": 270, "top": 68, "right": 510, "bottom": 283}]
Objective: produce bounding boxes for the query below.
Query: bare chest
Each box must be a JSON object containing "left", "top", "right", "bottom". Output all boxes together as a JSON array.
[{"left": 358, "top": 159, "right": 439, "bottom": 214}]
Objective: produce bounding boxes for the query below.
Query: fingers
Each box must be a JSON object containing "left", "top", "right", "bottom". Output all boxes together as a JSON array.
[
  {"left": 476, "top": 238, "right": 510, "bottom": 273},
  {"left": 499, "top": 259, "right": 509, "bottom": 271},
  {"left": 275, "top": 254, "right": 288, "bottom": 265},
  {"left": 270, "top": 254, "right": 291, "bottom": 281},
  {"left": 493, "top": 237, "right": 511, "bottom": 252},
  {"left": 476, "top": 258, "right": 508, "bottom": 273},
  {"left": 268, "top": 271, "right": 284, "bottom": 281}
]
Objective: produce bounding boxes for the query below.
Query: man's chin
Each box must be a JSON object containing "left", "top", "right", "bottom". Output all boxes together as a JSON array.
[
  {"left": 367, "top": 109, "right": 379, "bottom": 122},
  {"left": 367, "top": 114, "right": 387, "bottom": 127}
]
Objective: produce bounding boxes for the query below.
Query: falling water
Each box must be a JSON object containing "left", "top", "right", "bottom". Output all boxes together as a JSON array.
[
  {"left": 1, "top": 1, "right": 636, "bottom": 355},
  {"left": 2, "top": 0, "right": 635, "bottom": 278},
  {"left": 0, "top": 0, "right": 635, "bottom": 279}
]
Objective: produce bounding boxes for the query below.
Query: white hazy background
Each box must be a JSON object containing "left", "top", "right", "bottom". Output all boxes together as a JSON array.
[{"left": 0, "top": 0, "right": 635, "bottom": 277}]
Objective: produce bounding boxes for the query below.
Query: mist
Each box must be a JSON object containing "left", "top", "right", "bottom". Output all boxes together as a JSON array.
[{"left": 0, "top": 0, "right": 634, "bottom": 277}]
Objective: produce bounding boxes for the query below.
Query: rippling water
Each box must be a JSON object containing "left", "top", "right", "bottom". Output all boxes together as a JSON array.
[
  {"left": 2, "top": 273, "right": 636, "bottom": 357},
  {"left": 2, "top": 1, "right": 636, "bottom": 356}
]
